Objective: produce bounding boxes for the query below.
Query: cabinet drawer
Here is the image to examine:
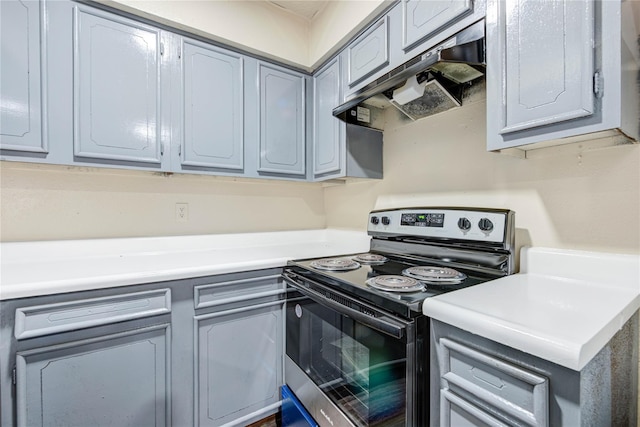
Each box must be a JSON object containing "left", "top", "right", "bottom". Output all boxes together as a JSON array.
[
  {"left": 347, "top": 16, "right": 389, "bottom": 87},
  {"left": 441, "top": 389, "right": 509, "bottom": 427},
  {"left": 194, "top": 274, "right": 284, "bottom": 310},
  {"left": 440, "top": 338, "right": 548, "bottom": 426},
  {"left": 14, "top": 289, "right": 171, "bottom": 340}
]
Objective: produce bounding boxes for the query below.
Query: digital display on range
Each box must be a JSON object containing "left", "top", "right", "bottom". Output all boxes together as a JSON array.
[{"left": 401, "top": 213, "right": 445, "bottom": 227}]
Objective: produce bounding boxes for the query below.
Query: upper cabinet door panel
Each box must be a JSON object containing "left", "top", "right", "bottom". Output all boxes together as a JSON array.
[
  {"left": 500, "top": 0, "right": 594, "bottom": 134},
  {"left": 347, "top": 16, "right": 389, "bottom": 87},
  {"left": 181, "top": 39, "right": 243, "bottom": 170},
  {"left": 0, "top": 0, "right": 45, "bottom": 153},
  {"left": 402, "top": 0, "right": 472, "bottom": 51},
  {"left": 258, "top": 63, "right": 305, "bottom": 176},
  {"left": 313, "top": 58, "right": 342, "bottom": 176},
  {"left": 73, "top": 6, "right": 162, "bottom": 164}
]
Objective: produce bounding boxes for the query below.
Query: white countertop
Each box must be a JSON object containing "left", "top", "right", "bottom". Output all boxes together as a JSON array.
[
  {"left": 0, "top": 229, "right": 371, "bottom": 300},
  {"left": 423, "top": 247, "right": 640, "bottom": 371}
]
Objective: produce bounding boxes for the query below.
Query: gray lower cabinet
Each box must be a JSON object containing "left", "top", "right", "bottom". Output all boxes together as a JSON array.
[
  {"left": 486, "top": 0, "right": 639, "bottom": 150},
  {"left": 430, "top": 317, "right": 639, "bottom": 427},
  {"left": 193, "top": 271, "right": 285, "bottom": 426},
  {"left": 0, "top": 0, "right": 45, "bottom": 156},
  {"left": 174, "top": 37, "right": 245, "bottom": 174},
  {"left": 0, "top": 268, "right": 286, "bottom": 427},
  {"left": 17, "top": 325, "right": 170, "bottom": 427}
]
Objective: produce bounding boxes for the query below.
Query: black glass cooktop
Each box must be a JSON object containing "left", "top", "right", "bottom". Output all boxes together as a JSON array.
[{"left": 286, "top": 253, "right": 496, "bottom": 318}]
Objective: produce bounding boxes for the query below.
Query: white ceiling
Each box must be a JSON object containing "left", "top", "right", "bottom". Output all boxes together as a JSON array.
[{"left": 265, "top": 0, "right": 329, "bottom": 21}]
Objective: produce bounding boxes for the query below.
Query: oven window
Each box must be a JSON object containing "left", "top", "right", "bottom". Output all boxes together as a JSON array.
[{"left": 287, "top": 297, "right": 407, "bottom": 427}]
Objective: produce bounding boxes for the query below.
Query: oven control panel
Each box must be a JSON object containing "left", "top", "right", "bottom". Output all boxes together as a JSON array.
[{"left": 368, "top": 208, "right": 512, "bottom": 243}]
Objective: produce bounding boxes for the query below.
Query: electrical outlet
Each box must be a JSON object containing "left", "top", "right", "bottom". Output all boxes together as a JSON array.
[{"left": 175, "top": 203, "right": 189, "bottom": 222}]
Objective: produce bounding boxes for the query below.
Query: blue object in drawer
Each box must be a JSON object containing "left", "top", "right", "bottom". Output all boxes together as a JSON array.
[{"left": 281, "top": 385, "right": 318, "bottom": 427}]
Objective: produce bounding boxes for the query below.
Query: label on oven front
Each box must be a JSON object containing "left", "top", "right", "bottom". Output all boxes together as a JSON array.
[{"left": 401, "top": 213, "right": 444, "bottom": 227}]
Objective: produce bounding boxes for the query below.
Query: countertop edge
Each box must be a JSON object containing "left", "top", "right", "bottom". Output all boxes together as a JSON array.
[{"left": 0, "top": 229, "right": 371, "bottom": 301}]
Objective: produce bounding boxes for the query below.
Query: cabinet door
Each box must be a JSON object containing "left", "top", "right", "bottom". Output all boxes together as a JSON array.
[
  {"left": 402, "top": 0, "right": 472, "bottom": 50},
  {"left": 16, "top": 325, "right": 170, "bottom": 427},
  {"left": 195, "top": 302, "right": 284, "bottom": 426},
  {"left": 73, "top": 5, "right": 162, "bottom": 164},
  {"left": 347, "top": 16, "right": 389, "bottom": 87},
  {"left": 179, "top": 38, "right": 244, "bottom": 171},
  {"left": 0, "top": 0, "right": 45, "bottom": 153},
  {"left": 492, "top": 0, "right": 594, "bottom": 135},
  {"left": 258, "top": 63, "right": 305, "bottom": 176},
  {"left": 313, "top": 57, "right": 344, "bottom": 177}
]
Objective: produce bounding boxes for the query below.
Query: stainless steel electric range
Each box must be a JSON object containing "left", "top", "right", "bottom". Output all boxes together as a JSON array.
[{"left": 282, "top": 207, "right": 516, "bottom": 427}]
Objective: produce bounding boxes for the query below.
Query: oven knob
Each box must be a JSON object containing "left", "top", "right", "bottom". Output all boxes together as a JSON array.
[
  {"left": 381, "top": 216, "right": 390, "bottom": 225},
  {"left": 370, "top": 216, "right": 379, "bottom": 225},
  {"left": 478, "top": 218, "right": 494, "bottom": 232},
  {"left": 457, "top": 217, "right": 471, "bottom": 231}
]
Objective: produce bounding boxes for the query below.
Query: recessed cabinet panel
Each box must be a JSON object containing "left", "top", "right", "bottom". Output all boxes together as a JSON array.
[
  {"left": 347, "top": 16, "right": 389, "bottom": 87},
  {"left": 181, "top": 39, "right": 243, "bottom": 170},
  {"left": 73, "top": 6, "right": 162, "bottom": 163},
  {"left": 16, "top": 325, "right": 170, "bottom": 427},
  {"left": 0, "top": 0, "right": 45, "bottom": 153},
  {"left": 258, "top": 63, "right": 305, "bottom": 176},
  {"left": 313, "top": 58, "right": 342, "bottom": 176},
  {"left": 402, "top": 0, "right": 472, "bottom": 50},
  {"left": 500, "top": 0, "right": 594, "bottom": 133},
  {"left": 195, "top": 303, "right": 283, "bottom": 426},
  {"left": 441, "top": 390, "right": 509, "bottom": 427}
]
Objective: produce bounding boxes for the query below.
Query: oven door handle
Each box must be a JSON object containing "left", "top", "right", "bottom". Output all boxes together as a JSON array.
[{"left": 282, "top": 271, "right": 407, "bottom": 339}]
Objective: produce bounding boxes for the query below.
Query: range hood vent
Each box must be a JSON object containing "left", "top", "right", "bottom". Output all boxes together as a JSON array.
[{"left": 333, "top": 19, "right": 486, "bottom": 129}]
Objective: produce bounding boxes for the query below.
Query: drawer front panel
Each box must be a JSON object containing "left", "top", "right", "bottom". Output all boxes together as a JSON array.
[
  {"left": 440, "top": 338, "right": 549, "bottom": 426},
  {"left": 194, "top": 274, "right": 284, "bottom": 309},
  {"left": 14, "top": 289, "right": 171, "bottom": 339}
]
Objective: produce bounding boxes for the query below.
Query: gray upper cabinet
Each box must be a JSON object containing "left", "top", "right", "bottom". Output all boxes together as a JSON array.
[
  {"left": 347, "top": 16, "right": 390, "bottom": 87},
  {"left": 313, "top": 57, "right": 343, "bottom": 177},
  {"left": 177, "top": 38, "right": 244, "bottom": 172},
  {"left": 0, "top": 0, "right": 45, "bottom": 154},
  {"left": 486, "top": 0, "right": 639, "bottom": 151},
  {"left": 493, "top": 0, "right": 594, "bottom": 134},
  {"left": 73, "top": 5, "right": 163, "bottom": 165},
  {"left": 257, "top": 62, "right": 306, "bottom": 177},
  {"left": 401, "top": 0, "right": 472, "bottom": 51}
]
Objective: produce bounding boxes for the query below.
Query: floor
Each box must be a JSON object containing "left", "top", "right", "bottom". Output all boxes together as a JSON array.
[{"left": 247, "top": 413, "right": 279, "bottom": 427}]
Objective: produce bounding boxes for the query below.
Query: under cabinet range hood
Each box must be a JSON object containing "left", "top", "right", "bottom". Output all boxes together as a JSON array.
[{"left": 334, "top": 19, "right": 486, "bottom": 130}]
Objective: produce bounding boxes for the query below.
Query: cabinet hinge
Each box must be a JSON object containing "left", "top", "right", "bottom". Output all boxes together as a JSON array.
[
  {"left": 12, "top": 367, "right": 16, "bottom": 386},
  {"left": 160, "top": 42, "right": 165, "bottom": 56},
  {"left": 593, "top": 70, "right": 604, "bottom": 98}
]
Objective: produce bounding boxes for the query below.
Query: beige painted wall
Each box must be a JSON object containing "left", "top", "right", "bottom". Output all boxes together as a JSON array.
[
  {"left": 323, "top": 97, "right": 640, "bottom": 257},
  {"left": 0, "top": 163, "right": 326, "bottom": 241}
]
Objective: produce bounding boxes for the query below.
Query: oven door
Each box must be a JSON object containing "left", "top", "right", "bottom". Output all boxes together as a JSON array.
[{"left": 283, "top": 270, "right": 418, "bottom": 427}]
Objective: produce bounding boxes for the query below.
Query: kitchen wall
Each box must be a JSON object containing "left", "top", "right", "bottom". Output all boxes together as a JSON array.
[
  {"left": 324, "top": 96, "right": 640, "bottom": 256},
  {"left": 0, "top": 163, "right": 326, "bottom": 241}
]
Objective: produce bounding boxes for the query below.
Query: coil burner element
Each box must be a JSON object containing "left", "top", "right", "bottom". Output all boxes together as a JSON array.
[
  {"left": 366, "top": 275, "right": 425, "bottom": 293},
  {"left": 352, "top": 253, "right": 388, "bottom": 264},
  {"left": 310, "top": 258, "right": 361, "bottom": 271},
  {"left": 402, "top": 266, "right": 466, "bottom": 285}
]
